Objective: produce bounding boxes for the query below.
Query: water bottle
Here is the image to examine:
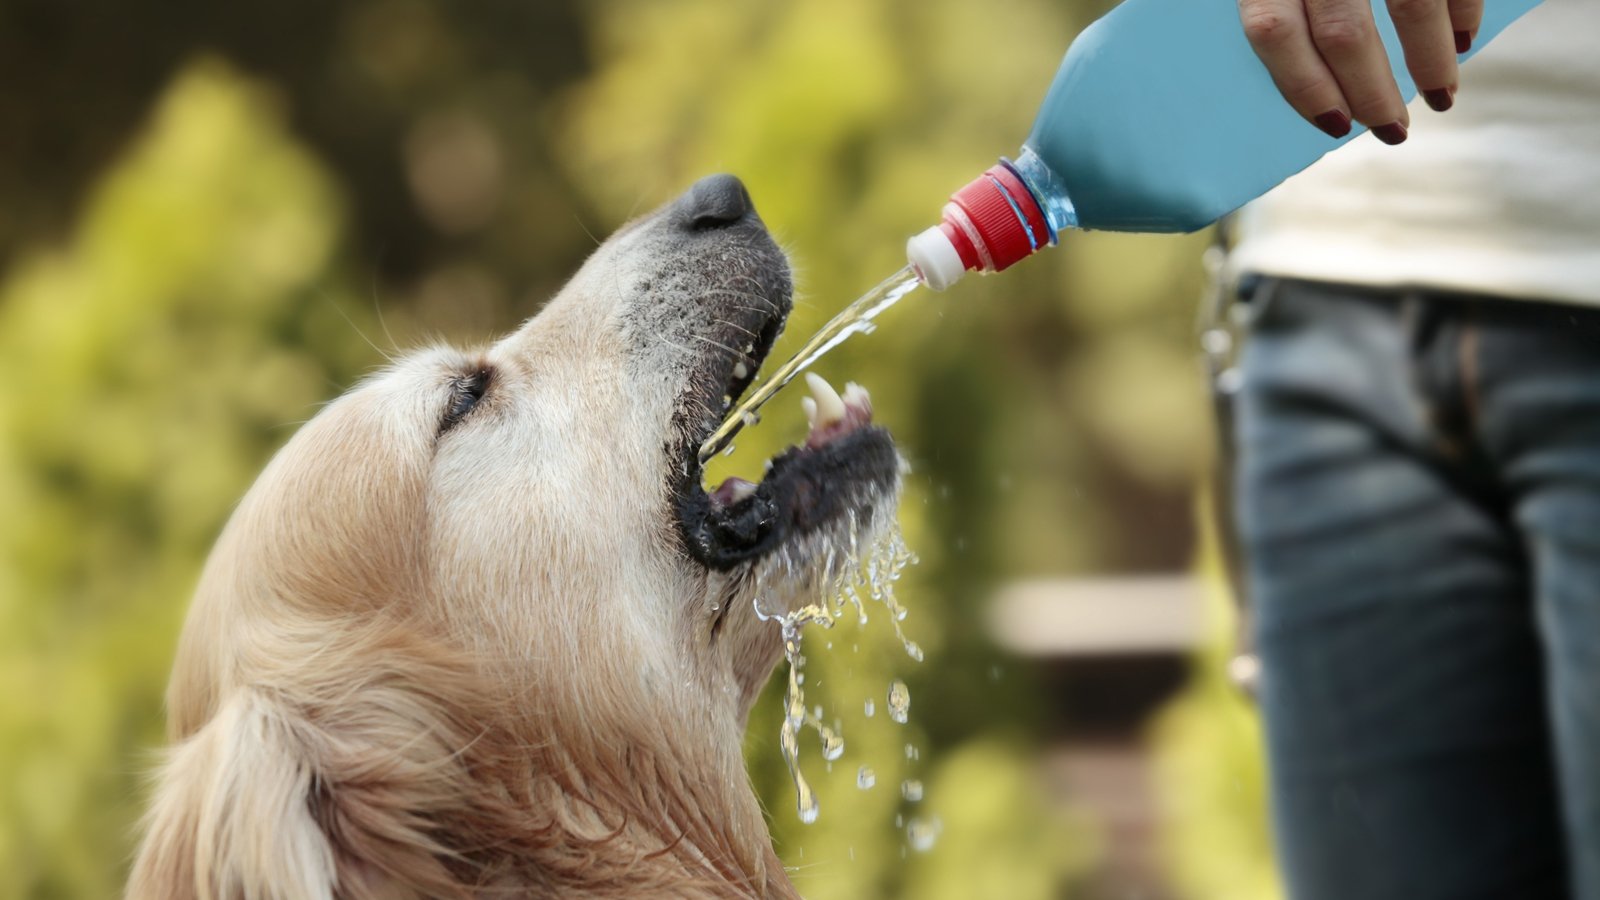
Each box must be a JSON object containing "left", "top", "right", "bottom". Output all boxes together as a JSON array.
[{"left": 905, "top": 0, "right": 1544, "bottom": 290}]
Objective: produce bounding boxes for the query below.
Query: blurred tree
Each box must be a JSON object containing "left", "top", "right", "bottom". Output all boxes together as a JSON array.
[
  {"left": 0, "top": 62, "right": 382, "bottom": 898},
  {"left": 0, "top": 0, "right": 593, "bottom": 292}
]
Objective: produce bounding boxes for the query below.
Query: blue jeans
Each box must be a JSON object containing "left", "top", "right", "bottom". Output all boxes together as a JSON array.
[{"left": 1235, "top": 278, "right": 1600, "bottom": 900}]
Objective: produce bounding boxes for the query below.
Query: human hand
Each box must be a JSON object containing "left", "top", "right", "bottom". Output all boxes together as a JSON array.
[{"left": 1238, "top": 0, "right": 1482, "bottom": 144}]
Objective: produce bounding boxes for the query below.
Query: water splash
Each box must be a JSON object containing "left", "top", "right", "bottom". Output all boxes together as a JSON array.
[
  {"left": 887, "top": 679, "right": 910, "bottom": 724},
  {"left": 698, "top": 266, "right": 922, "bottom": 464},
  {"left": 763, "top": 598, "right": 835, "bottom": 826},
  {"left": 756, "top": 523, "right": 921, "bottom": 824},
  {"left": 907, "top": 816, "right": 942, "bottom": 853}
]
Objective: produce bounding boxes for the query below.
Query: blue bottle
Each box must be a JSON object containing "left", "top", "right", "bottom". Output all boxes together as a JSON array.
[{"left": 906, "top": 0, "right": 1545, "bottom": 290}]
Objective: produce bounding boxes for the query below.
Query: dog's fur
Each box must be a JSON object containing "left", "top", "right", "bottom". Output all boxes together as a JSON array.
[{"left": 127, "top": 177, "right": 898, "bottom": 899}]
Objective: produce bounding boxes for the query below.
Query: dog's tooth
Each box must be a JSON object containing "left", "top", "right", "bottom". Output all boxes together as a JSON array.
[
  {"left": 802, "top": 396, "right": 818, "bottom": 427},
  {"left": 842, "top": 382, "right": 871, "bottom": 409},
  {"left": 734, "top": 362, "right": 749, "bottom": 380},
  {"left": 726, "top": 478, "right": 758, "bottom": 503},
  {"left": 805, "top": 372, "right": 846, "bottom": 426}
]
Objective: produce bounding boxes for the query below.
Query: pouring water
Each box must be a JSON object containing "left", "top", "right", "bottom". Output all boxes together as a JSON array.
[{"left": 698, "top": 265, "right": 921, "bottom": 465}]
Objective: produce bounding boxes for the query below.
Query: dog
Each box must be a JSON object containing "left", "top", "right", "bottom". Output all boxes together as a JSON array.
[{"left": 127, "top": 174, "right": 900, "bottom": 899}]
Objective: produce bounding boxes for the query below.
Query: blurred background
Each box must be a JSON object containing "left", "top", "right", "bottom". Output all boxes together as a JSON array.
[{"left": 0, "top": 0, "right": 1279, "bottom": 896}]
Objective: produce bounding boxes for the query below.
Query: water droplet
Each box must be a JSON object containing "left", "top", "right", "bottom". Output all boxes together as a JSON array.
[
  {"left": 857, "top": 766, "right": 876, "bottom": 790},
  {"left": 901, "top": 779, "right": 923, "bottom": 802},
  {"left": 863, "top": 699, "right": 875, "bottom": 718},
  {"left": 888, "top": 679, "right": 910, "bottom": 724},
  {"left": 905, "top": 743, "right": 919, "bottom": 760},
  {"left": 740, "top": 411, "right": 760, "bottom": 427},
  {"left": 782, "top": 716, "right": 819, "bottom": 824},
  {"left": 907, "top": 816, "right": 941, "bottom": 852}
]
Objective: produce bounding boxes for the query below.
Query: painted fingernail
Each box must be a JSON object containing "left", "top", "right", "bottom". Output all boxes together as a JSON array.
[
  {"left": 1372, "top": 121, "right": 1409, "bottom": 145},
  {"left": 1314, "top": 109, "right": 1353, "bottom": 139},
  {"left": 1455, "top": 30, "right": 1472, "bottom": 53},
  {"left": 1422, "top": 87, "right": 1455, "bottom": 112}
]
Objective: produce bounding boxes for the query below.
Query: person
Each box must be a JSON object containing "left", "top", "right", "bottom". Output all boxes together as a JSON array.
[{"left": 1223, "top": 0, "right": 1600, "bottom": 897}]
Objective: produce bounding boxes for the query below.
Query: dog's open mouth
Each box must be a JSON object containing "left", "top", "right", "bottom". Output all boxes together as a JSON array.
[{"left": 674, "top": 290, "right": 899, "bottom": 572}]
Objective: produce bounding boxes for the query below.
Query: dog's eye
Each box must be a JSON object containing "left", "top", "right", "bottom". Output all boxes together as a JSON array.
[{"left": 441, "top": 369, "right": 491, "bottom": 434}]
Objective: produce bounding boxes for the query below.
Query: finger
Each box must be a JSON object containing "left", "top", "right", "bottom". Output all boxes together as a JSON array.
[
  {"left": 1447, "top": 0, "right": 1484, "bottom": 52},
  {"left": 1239, "top": 0, "right": 1354, "bottom": 138},
  {"left": 1387, "top": 0, "right": 1459, "bottom": 112},
  {"left": 1306, "top": 0, "right": 1410, "bottom": 143}
]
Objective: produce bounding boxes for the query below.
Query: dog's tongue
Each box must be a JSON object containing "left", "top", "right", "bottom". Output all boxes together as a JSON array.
[
  {"left": 707, "top": 374, "right": 873, "bottom": 508},
  {"left": 710, "top": 476, "right": 757, "bottom": 506}
]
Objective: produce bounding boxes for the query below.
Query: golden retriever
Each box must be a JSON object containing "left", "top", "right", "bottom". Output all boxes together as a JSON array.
[{"left": 127, "top": 174, "right": 900, "bottom": 899}]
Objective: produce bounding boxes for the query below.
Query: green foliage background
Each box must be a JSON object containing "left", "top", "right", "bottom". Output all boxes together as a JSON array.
[{"left": 0, "top": 1, "right": 1279, "bottom": 897}]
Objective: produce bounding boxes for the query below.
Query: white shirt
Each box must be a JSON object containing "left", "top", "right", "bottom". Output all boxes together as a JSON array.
[{"left": 1228, "top": 0, "right": 1600, "bottom": 306}]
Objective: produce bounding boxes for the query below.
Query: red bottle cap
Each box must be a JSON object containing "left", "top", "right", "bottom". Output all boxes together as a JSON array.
[{"left": 946, "top": 163, "right": 1049, "bottom": 272}]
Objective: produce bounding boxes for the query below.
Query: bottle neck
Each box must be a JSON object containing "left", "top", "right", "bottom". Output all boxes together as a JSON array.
[
  {"left": 1009, "top": 146, "right": 1077, "bottom": 236},
  {"left": 905, "top": 149, "right": 1074, "bottom": 290}
]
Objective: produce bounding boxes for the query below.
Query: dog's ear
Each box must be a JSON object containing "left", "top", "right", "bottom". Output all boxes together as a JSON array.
[
  {"left": 128, "top": 643, "right": 495, "bottom": 900},
  {"left": 127, "top": 687, "right": 339, "bottom": 900}
]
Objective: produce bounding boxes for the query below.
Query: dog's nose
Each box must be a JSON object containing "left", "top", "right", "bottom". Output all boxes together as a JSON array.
[{"left": 679, "top": 173, "right": 756, "bottom": 230}]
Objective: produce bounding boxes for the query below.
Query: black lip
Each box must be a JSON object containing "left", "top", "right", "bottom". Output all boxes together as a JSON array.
[{"left": 676, "top": 426, "right": 899, "bottom": 570}]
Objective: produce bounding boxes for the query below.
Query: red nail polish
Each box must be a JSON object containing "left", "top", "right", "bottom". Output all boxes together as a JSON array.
[
  {"left": 1314, "top": 109, "right": 1353, "bottom": 139},
  {"left": 1372, "top": 121, "right": 1409, "bottom": 145},
  {"left": 1422, "top": 87, "right": 1455, "bottom": 112},
  {"left": 1455, "top": 30, "right": 1471, "bottom": 53}
]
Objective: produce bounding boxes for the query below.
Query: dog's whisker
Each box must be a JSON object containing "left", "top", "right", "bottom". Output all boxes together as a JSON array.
[
  {"left": 368, "top": 269, "right": 403, "bottom": 356},
  {"left": 689, "top": 333, "right": 744, "bottom": 357},
  {"left": 710, "top": 318, "right": 760, "bottom": 340},
  {"left": 321, "top": 288, "right": 400, "bottom": 365}
]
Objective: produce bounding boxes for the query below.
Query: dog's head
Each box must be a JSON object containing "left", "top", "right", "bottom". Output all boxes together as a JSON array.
[{"left": 137, "top": 176, "right": 898, "bottom": 897}]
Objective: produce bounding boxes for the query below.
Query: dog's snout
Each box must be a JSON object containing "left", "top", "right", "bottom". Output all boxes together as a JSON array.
[{"left": 679, "top": 174, "right": 756, "bottom": 231}]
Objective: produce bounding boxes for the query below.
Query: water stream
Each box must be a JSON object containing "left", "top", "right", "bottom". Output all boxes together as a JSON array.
[{"left": 698, "top": 266, "right": 922, "bottom": 464}]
